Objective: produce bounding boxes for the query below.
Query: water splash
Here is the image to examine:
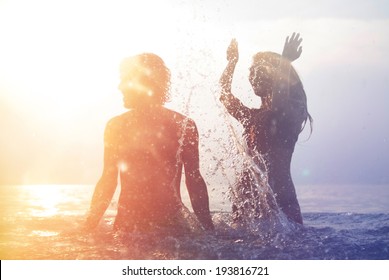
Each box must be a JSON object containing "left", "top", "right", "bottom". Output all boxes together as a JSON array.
[
  {"left": 209, "top": 84, "right": 297, "bottom": 239},
  {"left": 169, "top": 50, "right": 298, "bottom": 238}
]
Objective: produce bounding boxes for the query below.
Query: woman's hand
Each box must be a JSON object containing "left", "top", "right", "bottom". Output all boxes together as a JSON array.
[
  {"left": 282, "top": 32, "right": 303, "bottom": 62},
  {"left": 220, "top": 38, "right": 239, "bottom": 97},
  {"left": 227, "top": 38, "right": 239, "bottom": 63}
]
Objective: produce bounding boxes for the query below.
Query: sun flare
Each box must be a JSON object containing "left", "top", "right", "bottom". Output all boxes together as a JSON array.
[{"left": 0, "top": 0, "right": 178, "bottom": 121}]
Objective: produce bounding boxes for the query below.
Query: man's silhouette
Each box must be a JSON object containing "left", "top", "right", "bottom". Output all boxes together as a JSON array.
[{"left": 85, "top": 53, "right": 214, "bottom": 232}]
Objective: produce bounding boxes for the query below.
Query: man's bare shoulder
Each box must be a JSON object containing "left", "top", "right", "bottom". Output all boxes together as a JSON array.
[
  {"left": 105, "top": 107, "right": 196, "bottom": 131},
  {"left": 108, "top": 111, "right": 131, "bottom": 122},
  {"left": 103, "top": 111, "right": 133, "bottom": 133},
  {"left": 162, "top": 107, "right": 195, "bottom": 125}
]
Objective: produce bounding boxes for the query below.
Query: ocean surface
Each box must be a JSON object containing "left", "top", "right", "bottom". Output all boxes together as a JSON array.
[{"left": 0, "top": 184, "right": 388, "bottom": 260}]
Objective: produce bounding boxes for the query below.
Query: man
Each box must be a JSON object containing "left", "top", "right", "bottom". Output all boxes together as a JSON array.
[{"left": 85, "top": 53, "right": 214, "bottom": 232}]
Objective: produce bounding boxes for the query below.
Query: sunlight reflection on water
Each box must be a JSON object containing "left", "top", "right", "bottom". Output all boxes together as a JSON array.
[
  {"left": 22, "top": 185, "right": 63, "bottom": 217},
  {"left": 0, "top": 184, "right": 388, "bottom": 260},
  {"left": 30, "top": 230, "right": 59, "bottom": 237}
]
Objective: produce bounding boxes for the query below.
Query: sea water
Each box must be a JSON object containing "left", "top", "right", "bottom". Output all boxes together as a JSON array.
[{"left": 0, "top": 184, "right": 388, "bottom": 260}]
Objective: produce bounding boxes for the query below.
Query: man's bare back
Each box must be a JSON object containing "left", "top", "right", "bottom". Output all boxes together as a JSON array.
[{"left": 85, "top": 53, "right": 214, "bottom": 232}]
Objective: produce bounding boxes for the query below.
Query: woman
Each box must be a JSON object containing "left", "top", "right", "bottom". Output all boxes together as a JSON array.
[{"left": 219, "top": 33, "right": 312, "bottom": 224}]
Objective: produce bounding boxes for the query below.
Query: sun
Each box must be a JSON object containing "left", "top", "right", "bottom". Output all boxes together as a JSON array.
[{"left": 0, "top": 0, "right": 179, "bottom": 121}]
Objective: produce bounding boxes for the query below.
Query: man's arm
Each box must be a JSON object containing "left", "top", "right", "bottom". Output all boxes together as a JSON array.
[
  {"left": 182, "top": 120, "right": 214, "bottom": 231},
  {"left": 85, "top": 121, "right": 118, "bottom": 230}
]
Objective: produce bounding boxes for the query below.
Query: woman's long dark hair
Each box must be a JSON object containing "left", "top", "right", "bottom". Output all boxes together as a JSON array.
[{"left": 252, "top": 51, "right": 313, "bottom": 135}]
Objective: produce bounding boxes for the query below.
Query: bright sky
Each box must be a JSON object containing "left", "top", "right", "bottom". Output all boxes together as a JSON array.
[{"left": 1, "top": 0, "right": 388, "bottom": 186}]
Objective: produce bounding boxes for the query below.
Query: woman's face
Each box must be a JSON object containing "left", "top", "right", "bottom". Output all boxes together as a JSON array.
[{"left": 249, "top": 60, "right": 274, "bottom": 97}]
